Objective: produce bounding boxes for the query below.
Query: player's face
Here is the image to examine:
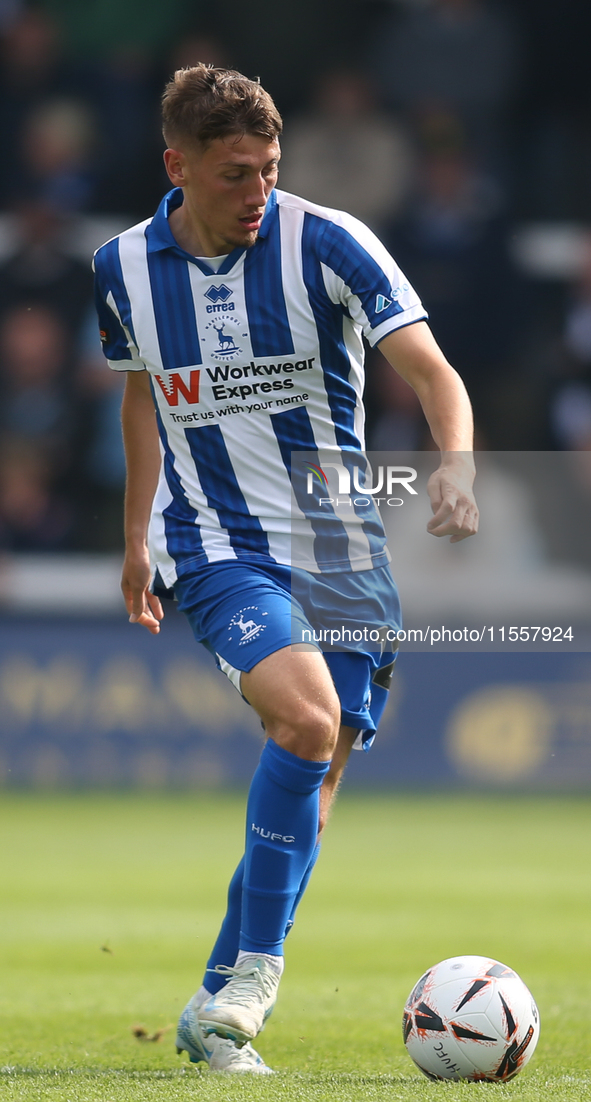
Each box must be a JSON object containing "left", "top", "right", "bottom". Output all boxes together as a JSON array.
[{"left": 164, "top": 133, "right": 280, "bottom": 256}]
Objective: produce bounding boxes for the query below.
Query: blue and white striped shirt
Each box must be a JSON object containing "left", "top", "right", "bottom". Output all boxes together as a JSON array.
[{"left": 94, "top": 187, "right": 427, "bottom": 586}]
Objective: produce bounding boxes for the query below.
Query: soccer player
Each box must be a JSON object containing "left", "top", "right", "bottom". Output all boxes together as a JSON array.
[{"left": 93, "top": 65, "right": 478, "bottom": 1073}]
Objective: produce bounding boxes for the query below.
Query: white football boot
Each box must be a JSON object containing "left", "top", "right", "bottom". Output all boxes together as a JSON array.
[
  {"left": 176, "top": 992, "right": 273, "bottom": 1074},
  {"left": 208, "top": 1035, "right": 273, "bottom": 1073},
  {"left": 197, "top": 956, "right": 281, "bottom": 1044}
]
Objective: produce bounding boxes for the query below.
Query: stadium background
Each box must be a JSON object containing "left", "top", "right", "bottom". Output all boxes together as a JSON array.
[{"left": 1, "top": 0, "right": 591, "bottom": 790}]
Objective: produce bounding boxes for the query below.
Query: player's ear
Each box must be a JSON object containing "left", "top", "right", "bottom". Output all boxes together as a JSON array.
[{"left": 163, "top": 147, "right": 187, "bottom": 187}]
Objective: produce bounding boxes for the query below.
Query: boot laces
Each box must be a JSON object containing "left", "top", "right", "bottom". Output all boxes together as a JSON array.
[{"left": 208, "top": 961, "right": 276, "bottom": 1006}]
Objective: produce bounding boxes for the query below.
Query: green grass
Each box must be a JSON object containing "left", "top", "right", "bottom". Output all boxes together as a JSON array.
[{"left": 0, "top": 792, "right": 590, "bottom": 1101}]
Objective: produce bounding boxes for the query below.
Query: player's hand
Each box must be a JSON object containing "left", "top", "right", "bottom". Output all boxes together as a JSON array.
[
  {"left": 121, "top": 549, "right": 164, "bottom": 635},
  {"left": 426, "top": 459, "right": 479, "bottom": 543}
]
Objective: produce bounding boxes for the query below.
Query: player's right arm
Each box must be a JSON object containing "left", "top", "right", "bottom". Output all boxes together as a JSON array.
[
  {"left": 120, "top": 370, "right": 164, "bottom": 635},
  {"left": 378, "top": 322, "right": 478, "bottom": 542}
]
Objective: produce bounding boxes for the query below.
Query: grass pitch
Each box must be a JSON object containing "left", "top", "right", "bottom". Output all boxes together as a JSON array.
[{"left": 1, "top": 792, "right": 590, "bottom": 1101}]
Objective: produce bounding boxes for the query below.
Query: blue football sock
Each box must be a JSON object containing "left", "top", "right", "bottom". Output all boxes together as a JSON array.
[
  {"left": 284, "top": 841, "right": 321, "bottom": 937},
  {"left": 239, "top": 738, "right": 330, "bottom": 955},
  {"left": 201, "top": 856, "right": 244, "bottom": 996},
  {"left": 202, "top": 839, "right": 322, "bottom": 993}
]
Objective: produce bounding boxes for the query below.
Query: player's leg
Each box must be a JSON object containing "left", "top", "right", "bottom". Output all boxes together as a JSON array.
[
  {"left": 178, "top": 727, "right": 356, "bottom": 1073},
  {"left": 241, "top": 643, "right": 340, "bottom": 759},
  {"left": 197, "top": 731, "right": 349, "bottom": 998},
  {"left": 173, "top": 563, "right": 335, "bottom": 1064},
  {"left": 200, "top": 722, "right": 358, "bottom": 978},
  {"left": 279, "top": 645, "right": 399, "bottom": 932},
  {"left": 196, "top": 646, "right": 394, "bottom": 1039},
  {"left": 174, "top": 563, "right": 394, "bottom": 1056},
  {"left": 198, "top": 644, "right": 340, "bottom": 1043},
  {"left": 237, "top": 643, "right": 340, "bottom": 956},
  {"left": 317, "top": 724, "right": 358, "bottom": 833},
  {"left": 283, "top": 722, "right": 357, "bottom": 935}
]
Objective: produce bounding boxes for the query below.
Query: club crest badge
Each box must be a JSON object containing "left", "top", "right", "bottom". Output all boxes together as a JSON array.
[
  {"left": 204, "top": 315, "right": 247, "bottom": 360},
  {"left": 228, "top": 606, "right": 268, "bottom": 645}
]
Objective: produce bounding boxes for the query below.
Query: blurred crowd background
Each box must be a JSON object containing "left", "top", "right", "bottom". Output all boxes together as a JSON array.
[{"left": 1, "top": 0, "right": 591, "bottom": 554}]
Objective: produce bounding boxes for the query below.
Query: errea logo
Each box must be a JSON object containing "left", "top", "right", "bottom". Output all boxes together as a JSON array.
[
  {"left": 204, "top": 283, "right": 236, "bottom": 314},
  {"left": 205, "top": 284, "right": 232, "bottom": 303}
]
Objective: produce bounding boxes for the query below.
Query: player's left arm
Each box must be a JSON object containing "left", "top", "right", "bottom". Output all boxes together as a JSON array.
[{"left": 378, "top": 321, "right": 479, "bottom": 542}]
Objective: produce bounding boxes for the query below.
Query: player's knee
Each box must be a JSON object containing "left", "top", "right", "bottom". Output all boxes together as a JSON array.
[{"left": 270, "top": 698, "right": 340, "bottom": 761}]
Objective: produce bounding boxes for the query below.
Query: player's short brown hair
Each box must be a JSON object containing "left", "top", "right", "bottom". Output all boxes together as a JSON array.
[{"left": 162, "top": 64, "right": 282, "bottom": 149}]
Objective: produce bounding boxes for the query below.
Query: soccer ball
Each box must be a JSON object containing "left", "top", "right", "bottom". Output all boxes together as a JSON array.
[{"left": 402, "top": 955, "right": 540, "bottom": 1082}]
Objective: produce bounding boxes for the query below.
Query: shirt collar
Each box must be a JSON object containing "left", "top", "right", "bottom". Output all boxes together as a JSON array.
[
  {"left": 257, "top": 187, "right": 278, "bottom": 238},
  {"left": 145, "top": 187, "right": 184, "bottom": 253},
  {"left": 145, "top": 186, "right": 278, "bottom": 260}
]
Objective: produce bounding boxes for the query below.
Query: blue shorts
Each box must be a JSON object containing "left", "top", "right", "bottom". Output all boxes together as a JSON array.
[{"left": 165, "top": 560, "right": 401, "bottom": 750}]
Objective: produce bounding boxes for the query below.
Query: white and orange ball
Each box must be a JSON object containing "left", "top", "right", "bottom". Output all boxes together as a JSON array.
[{"left": 402, "top": 955, "right": 540, "bottom": 1082}]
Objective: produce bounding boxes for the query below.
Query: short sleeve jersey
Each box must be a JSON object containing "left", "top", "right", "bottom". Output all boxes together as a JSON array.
[{"left": 93, "top": 187, "right": 427, "bottom": 586}]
